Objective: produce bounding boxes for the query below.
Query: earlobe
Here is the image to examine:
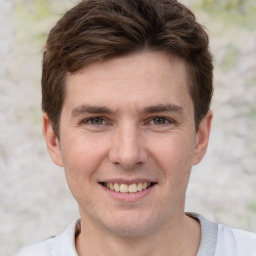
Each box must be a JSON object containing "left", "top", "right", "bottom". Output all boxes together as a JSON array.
[
  {"left": 193, "top": 110, "right": 213, "bottom": 165},
  {"left": 42, "top": 113, "right": 63, "bottom": 167}
]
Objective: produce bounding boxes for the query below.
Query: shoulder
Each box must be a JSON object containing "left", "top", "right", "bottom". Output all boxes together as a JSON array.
[
  {"left": 216, "top": 224, "right": 256, "bottom": 255},
  {"left": 187, "top": 212, "right": 256, "bottom": 256},
  {"left": 16, "top": 237, "right": 55, "bottom": 256},
  {"left": 16, "top": 218, "right": 80, "bottom": 256}
]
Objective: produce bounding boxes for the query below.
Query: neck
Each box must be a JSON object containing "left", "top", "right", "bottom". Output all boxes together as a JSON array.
[{"left": 75, "top": 212, "right": 201, "bottom": 256}]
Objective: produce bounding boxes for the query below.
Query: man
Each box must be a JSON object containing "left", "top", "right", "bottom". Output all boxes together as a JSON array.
[{"left": 17, "top": 0, "right": 256, "bottom": 255}]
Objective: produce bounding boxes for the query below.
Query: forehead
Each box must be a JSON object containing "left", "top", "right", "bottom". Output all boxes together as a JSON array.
[{"left": 64, "top": 51, "right": 193, "bottom": 114}]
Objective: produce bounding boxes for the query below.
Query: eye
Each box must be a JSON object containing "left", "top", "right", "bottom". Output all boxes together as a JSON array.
[
  {"left": 87, "top": 117, "right": 105, "bottom": 125},
  {"left": 150, "top": 117, "right": 170, "bottom": 125}
]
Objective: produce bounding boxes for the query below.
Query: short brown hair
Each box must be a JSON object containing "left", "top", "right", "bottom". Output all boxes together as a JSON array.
[{"left": 42, "top": 0, "right": 213, "bottom": 138}]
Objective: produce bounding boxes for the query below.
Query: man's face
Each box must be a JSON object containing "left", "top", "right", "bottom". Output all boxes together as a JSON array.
[{"left": 44, "top": 51, "right": 211, "bottom": 237}]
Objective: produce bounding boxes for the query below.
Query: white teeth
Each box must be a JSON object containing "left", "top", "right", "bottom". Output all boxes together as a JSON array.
[
  {"left": 120, "top": 184, "right": 129, "bottom": 193},
  {"left": 137, "top": 183, "right": 143, "bottom": 192},
  {"left": 114, "top": 183, "right": 120, "bottom": 192},
  {"left": 105, "top": 182, "right": 152, "bottom": 193},
  {"left": 109, "top": 183, "right": 114, "bottom": 191},
  {"left": 128, "top": 184, "right": 137, "bottom": 193},
  {"left": 142, "top": 182, "right": 147, "bottom": 190}
]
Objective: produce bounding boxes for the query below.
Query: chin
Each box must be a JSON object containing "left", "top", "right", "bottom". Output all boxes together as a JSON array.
[
  {"left": 108, "top": 224, "right": 151, "bottom": 238},
  {"left": 103, "top": 212, "right": 157, "bottom": 238}
]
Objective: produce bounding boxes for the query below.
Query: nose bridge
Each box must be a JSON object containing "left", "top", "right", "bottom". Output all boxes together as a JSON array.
[{"left": 109, "top": 121, "right": 146, "bottom": 169}]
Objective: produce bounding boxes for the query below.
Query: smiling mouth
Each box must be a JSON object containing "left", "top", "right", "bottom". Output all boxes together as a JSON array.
[{"left": 100, "top": 182, "right": 155, "bottom": 193}]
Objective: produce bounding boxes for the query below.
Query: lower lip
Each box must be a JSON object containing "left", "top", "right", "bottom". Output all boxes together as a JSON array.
[{"left": 100, "top": 184, "right": 155, "bottom": 201}]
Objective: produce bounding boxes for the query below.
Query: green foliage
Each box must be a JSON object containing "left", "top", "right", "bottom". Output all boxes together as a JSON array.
[
  {"left": 193, "top": 0, "right": 256, "bottom": 29},
  {"left": 248, "top": 106, "right": 256, "bottom": 119},
  {"left": 222, "top": 46, "right": 239, "bottom": 71},
  {"left": 248, "top": 202, "right": 256, "bottom": 214},
  {"left": 15, "top": 0, "right": 53, "bottom": 47},
  {"left": 15, "top": 0, "right": 74, "bottom": 48},
  {"left": 197, "top": 0, "right": 253, "bottom": 12},
  {"left": 16, "top": 0, "right": 52, "bottom": 21}
]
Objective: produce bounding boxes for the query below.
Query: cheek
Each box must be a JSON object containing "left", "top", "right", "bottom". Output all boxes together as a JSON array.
[
  {"left": 60, "top": 135, "right": 108, "bottom": 189},
  {"left": 62, "top": 132, "right": 107, "bottom": 165},
  {"left": 150, "top": 133, "right": 195, "bottom": 180},
  {"left": 155, "top": 132, "right": 194, "bottom": 159}
]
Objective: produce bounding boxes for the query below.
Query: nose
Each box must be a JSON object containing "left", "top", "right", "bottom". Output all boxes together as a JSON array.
[{"left": 108, "top": 123, "right": 148, "bottom": 170}]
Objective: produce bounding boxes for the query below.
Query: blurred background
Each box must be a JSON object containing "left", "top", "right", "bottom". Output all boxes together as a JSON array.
[{"left": 0, "top": 0, "right": 255, "bottom": 255}]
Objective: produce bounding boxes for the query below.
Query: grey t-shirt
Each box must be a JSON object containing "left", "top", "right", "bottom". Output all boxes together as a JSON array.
[
  {"left": 188, "top": 213, "right": 218, "bottom": 256},
  {"left": 16, "top": 213, "right": 256, "bottom": 256}
]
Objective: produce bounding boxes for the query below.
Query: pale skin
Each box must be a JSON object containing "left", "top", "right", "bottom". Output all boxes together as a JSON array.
[{"left": 43, "top": 51, "right": 212, "bottom": 256}]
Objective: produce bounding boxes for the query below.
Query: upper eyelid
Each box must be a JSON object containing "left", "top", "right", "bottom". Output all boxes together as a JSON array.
[
  {"left": 79, "top": 115, "right": 175, "bottom": 124},
  {"left": 81, "top": 116, "right": 106, "bottom": 124},
  {"left": 147, "top": 116, "right": 175, "bottom": 122}
]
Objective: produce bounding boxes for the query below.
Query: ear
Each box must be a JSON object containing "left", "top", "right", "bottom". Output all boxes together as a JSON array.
[
  {"left": 193, "top": 110, "right": 213, "bottom": 165},
  {"left": 42, "top": 113, "right": 63, "bottom": 167}
]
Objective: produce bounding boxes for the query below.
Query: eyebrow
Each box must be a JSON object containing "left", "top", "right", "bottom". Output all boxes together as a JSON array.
[
  {"left": 142, "top": 104, "right": 184, "bottom": 115},
  {"left": 71, "top": 103, "right": 184, "bottom": 118},
  {"left": 71, "top": 105, "right": 112, "bottom": 118}
]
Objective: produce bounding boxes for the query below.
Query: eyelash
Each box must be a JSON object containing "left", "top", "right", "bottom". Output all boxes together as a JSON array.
[
  {"left": 147, "top": 116, "right": 174, "bottom": 126},
  {"left": 82, "top": 117, "right": 107, "bottom": 126},
  {"left": 81, "top": 116, "right": 174, "bottom": 127}
]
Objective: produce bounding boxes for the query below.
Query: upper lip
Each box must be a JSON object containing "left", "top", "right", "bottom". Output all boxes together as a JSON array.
[{"left": 99, "top": 178, "right": 156, "bottom": 185}]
